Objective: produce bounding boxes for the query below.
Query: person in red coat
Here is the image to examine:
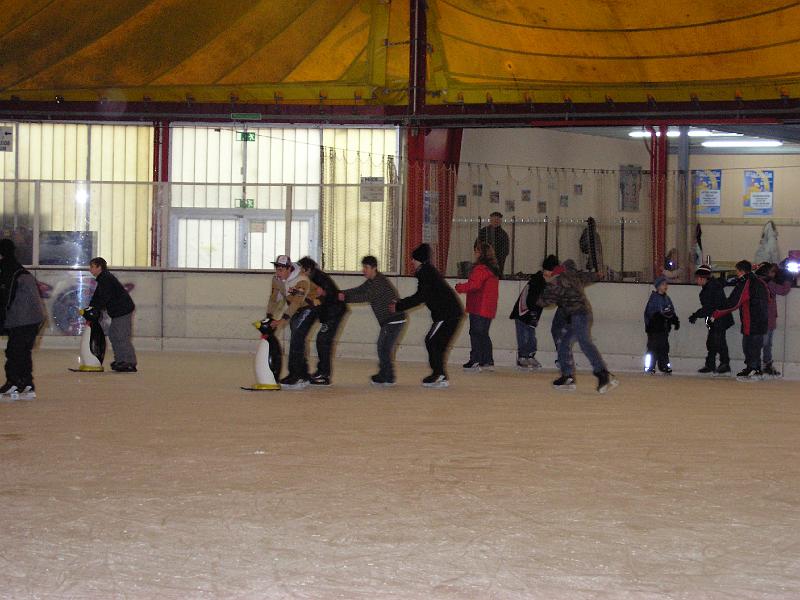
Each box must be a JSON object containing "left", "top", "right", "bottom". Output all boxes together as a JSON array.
[{"left": 455, "top": 242, "right": 500, "bottom": 372}]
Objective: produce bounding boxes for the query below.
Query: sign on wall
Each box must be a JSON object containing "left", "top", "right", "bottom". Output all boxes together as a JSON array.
[
  {"left": 743, "top": 169, "right": 774, "bottom": 216},
  {"left": 0, "top": 127, "right": 12, "bottom": 152},
  {"left": 692, "top": 169, "right": 721, "bottom": 216},
  {"left": 359, "top": 176, "right": 385, "bottom": 202}
]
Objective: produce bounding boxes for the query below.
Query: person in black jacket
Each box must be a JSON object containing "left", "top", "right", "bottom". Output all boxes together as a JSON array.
[
  {"left": 88, "top": 257, "right": 137, "bottom": 372},
  {"left": 509, "top": 269, "right": 546, "bottom": 370},
  {"left": 688, "top": 265, "right": 733, "bottom": 375},
  {"left": 297, "top": 257, "right": 347, "bottom": 387},
  {"left": 391, "top": 243, "right": 463, "bottom": 388},
  {"left": 712, "top": 260, "right": 769, "bottom": 380}
]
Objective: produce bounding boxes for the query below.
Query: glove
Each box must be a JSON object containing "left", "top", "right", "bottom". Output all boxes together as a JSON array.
[
  {"left": 688, "top": 314, "right": 697, "bottom": 324},
  {"left": 673, "top": 317, "right": 680, "bottom": 331}
]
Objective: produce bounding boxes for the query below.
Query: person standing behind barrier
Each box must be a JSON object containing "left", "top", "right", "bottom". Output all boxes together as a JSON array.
[
  {"left": 339, "top": 256, "right": 406, "bottom": 386},
  {"left": 455, "top": 242, "right": 500, "bottom": 372},
  {"left": 756, "top": 262, "right": 792, "bottom": 377},
  {"left": 88, "top": 257, "right": 137, "bottom": 372},
  {"left": 297, "top": 257, "right": 347, "bottom": 387},
  {"left": 712, "top": 260, "right": 769, "bottom": 381},
  {"left": 538, "top": 255, "right": 618, "bottom": 394},
  {"left": 476, "top": 212, "right": 510, "bottom": 277},
  {"left": 0, "top": 239, "right": 44, "bottom": 400},
  {"left": 391, "top": 243, "right": 463, "bottom": 388},
  {"left": 643, "top": 276, "right": 680, "bottom": 375},
  {"left": 267, "top": 255, "right": 318, "bottom": 390},
  {"left": 688, "top": 265, "right": 733, "bottom": 376}
]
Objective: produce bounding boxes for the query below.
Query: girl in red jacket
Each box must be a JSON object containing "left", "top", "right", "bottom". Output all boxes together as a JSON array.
[{"left": 455, "top": 242, "right": 500, "bottom": 372}]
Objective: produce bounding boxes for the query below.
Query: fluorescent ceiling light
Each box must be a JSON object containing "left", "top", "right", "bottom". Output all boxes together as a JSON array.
[
  {"left": 701, "top": 140, "right": 783, "bottom": 148},
  {"left": 628, "top": 130, "right": 680, "bottom": 138},
  {"left": 687, "top": 129, "right": 742, "bottom": 137}
]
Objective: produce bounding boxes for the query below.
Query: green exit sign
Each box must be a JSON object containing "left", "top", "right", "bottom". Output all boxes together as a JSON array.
[
  {"left": 236, "top": 131, "right": 256, "bottom": 142},
  {"left": 237, "top": 198, "right": 255, "bottom": 209}
]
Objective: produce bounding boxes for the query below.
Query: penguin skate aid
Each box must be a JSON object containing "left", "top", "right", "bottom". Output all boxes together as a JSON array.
[
  {"left": 241, "top": 317, "right": 282, "bottom": 391},
  {"left": 69, "top": 306, "right": 106, "bottom": 373}
]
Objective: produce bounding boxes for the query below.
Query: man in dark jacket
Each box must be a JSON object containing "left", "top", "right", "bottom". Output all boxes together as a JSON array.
[
  {"left": 688, "top": 265, "right": 733, "bottom": 375},
  {"left": 0, "top": 239, "right": 45, "bottom": 400},
  {"left": 88, "top": 257, "right": 137, "bottom": 372},
  {"left": 297, "top": 257, "right": 347, "bottom": 387},
  {"left": 392, "top": 243, "right": 463, "bottom": 388},
  {"left": 712, "top": 260, "right": 769, "bottom": 380},
  {"left": 476, "top": 212, "right": 510, "bottom": 276}
]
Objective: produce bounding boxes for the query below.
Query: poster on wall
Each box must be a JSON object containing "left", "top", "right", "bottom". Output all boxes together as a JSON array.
[
  {"left": 456, "top": 194, "right": 467, "bottom": 207},
  {"left": 619, "top": 164, "right": 642, "bottom": 212},
  {"left": 743, "top": 169, "right": 774, "bottom": 216},
  {"left": 692, "top": 169, "right": 722, "bottom": 216},
  {"left": 521, "top": 189, "right": 531, "bottom": 202},
  {"left": 489, "top": 190, "right": 500, "bottom": 204}
]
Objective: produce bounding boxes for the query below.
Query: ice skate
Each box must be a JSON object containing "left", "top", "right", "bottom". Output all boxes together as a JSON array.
[
  {"left": 552, "top": 375, "right": 576, "bottom": 391},
  {"left": 479, "top": 363, "right": 495, "bottom": 372},
  {"left": 279, "top": 375, "right": 309, "bottom": 390},
  {"left": 462, "top": 361, "right": 481, "bottom": 372},
  {"left": 697, "top": 366, "right": 715, "bottom": 374},
  {"left": 713, "top": 364, "right": 731, "bottom": 377},
  {"left": 0, "top": 382, "right": 21, "bottom": 402},
  {"left": 736, "top": 368, "right": 763, "bottom": 382},
  {"left": 762, "top": 362, "right": 781, "bottom": 378},
  {"left": 309, "top": 373, "right": 331, "bottom": 386},
  {"left": 596, "top": 371, "right": 619, "bottom": 394},
  {"left": 370, "top": 374, "right": 396, "bottom": 387},
  {"left": 16, "top": 384, "right": 36, "bottom": 401},
  {"left": 422, "top": 374, "right": 449, "bottom": 388}
]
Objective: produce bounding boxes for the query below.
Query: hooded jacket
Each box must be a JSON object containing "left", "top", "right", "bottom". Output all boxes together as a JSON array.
[
  {"left": 713, "top": 272, "right": 769, "bottom": 336},
  {"left": 644, "top": 290, "right": 678, "bottom": 333},
  {"left": 509, "top": 271, "right": 546, "bottom": 325},
  {"left": 395, "top": 262, "right": 463, "bottom": 322},
  {"left": 690, "top": 277, "right": 734, "bottom": 330},
  {"left": 537, "top": 262, "right": 600, "bottom": 317},
  {"left": 267, "top": 265, "right": 319, "bottom": 320},
  {"left": 455, "top": 263, "right": 499, "bottom": 319}
]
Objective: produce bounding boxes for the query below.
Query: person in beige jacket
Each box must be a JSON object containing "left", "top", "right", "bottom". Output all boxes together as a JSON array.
[{"left": 266, "top": 255, "right": 319, "bottom": 389}]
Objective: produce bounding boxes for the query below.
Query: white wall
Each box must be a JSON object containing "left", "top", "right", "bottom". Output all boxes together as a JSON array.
[{"left": 32, "top": 269, "right": 800, "bottom": 379}]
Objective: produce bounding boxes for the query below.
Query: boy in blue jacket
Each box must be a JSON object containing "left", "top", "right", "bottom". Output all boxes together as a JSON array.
[{"left": 644, "top": 275, "right": 680, "bottom": 374}]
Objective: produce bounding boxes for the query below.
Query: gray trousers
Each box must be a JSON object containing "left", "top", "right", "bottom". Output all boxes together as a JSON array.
[{"left": 108, "top": 312, "right": 137, "bottom": 365}]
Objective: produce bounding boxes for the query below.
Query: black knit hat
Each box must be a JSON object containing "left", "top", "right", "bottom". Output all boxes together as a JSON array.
[
  {"left": 694, "top": 264, "right": 712, "bottom": 278},
  {"left": 411, "top": 243, "right": 431, "bottom": 263},
  {"left": 0, "top": 238, "right": 16, "bottom": 259},
  {"left": 542, "top": 254, "right": 560, "bottom": 271}
]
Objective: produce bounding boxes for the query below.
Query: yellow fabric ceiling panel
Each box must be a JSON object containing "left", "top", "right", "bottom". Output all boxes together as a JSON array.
[{"left": 1, "top": 0, "right": 800, "bottom": 106}]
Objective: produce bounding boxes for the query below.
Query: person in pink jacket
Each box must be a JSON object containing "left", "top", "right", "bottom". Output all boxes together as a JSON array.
[
  {"left": 455, "top": 242, "right": 500, "bottom": 372},
  {"left": 756, "top": 262, "right": 792, "bottom": 376}
]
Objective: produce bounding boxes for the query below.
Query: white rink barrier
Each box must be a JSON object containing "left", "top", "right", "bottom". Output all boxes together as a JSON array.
[{"left": 31, "top": 268, "right": 800, "bottom": 379}]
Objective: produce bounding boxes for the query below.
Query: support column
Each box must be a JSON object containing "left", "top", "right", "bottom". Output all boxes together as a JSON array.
[
  {"left": 648, "top": 125, "right": 668, "bottom": 277},
  {"left": 152, "top": 120, "right": 169, "bottom": 267},
  {"left": 677, "top": 125, "right": 690, "bottom": 279}
]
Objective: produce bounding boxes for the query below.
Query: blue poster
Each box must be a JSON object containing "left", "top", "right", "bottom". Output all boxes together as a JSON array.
[
  {"left": 743, "top": 170, "right": 774, "bottom": 216},
  {"left": 692, "top": 169, "right": 721, "bottom": 216}
]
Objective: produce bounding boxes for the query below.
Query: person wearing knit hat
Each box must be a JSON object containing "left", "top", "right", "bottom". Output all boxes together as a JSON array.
[
  {"left": 0, "top": 239, "right": 45, "bottom": 400},
  {"left": 688, "top": 265, "right": 733, "bottom": 375},
  {"left": 391, "top": 244, "right": 463, "bottom": 388},
  {"left": 643, "top": 276, "right": 680, "bottom": 375}
]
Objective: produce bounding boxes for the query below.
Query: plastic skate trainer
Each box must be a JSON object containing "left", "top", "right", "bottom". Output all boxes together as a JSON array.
[
  {"left": 241, "top": 318, "right": 282, "bottom": 391},
  {"left": 69, "top": 306, "right": 106, "bottom": 372}
]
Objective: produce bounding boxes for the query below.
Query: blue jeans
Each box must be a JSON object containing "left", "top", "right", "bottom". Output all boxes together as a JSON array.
[
  {"left": 557, "top": 312, "right": 608, "bottom": 377},
  {"left": 551, "top": 307, "right": 568, "bottom": 352},
  {"left": 515, "top": 319, "right": 537, "bottom": 358},
  {"left": 377, "top": 320, "right": 405, "bottom": 381},
  {"left": 762, "top": 329, "right": 775, "bottom": 364},
  {"left": 469, "top": 314, "right": 493, "bottom": 365}
]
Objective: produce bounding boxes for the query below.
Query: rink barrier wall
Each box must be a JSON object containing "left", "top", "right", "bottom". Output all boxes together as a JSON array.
[{"left": 31, "top": 268, "right": 800, "bottom": 379}]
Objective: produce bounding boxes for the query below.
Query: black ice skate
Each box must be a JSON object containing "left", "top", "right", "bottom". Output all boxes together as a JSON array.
[
  {"left": 462, "top": 360, "right": 481, "bottom": 372},
  {"left": 713, "top": 364, "right": 731, "bottom": 377},
  {"left": 422, "top": 374, "right": 449, "bottom": 388},
  {"left": 552, "top": 375, "right": 576, "bottom": 391},
  {"left": 698, "top": 366, "right": 715, "bottom": 374},
  {"left": 596, "top": 371, "right": 619, "bottom": 394},
  {"left": 762, "top": 363, "right": 781, "bottom": 377}
]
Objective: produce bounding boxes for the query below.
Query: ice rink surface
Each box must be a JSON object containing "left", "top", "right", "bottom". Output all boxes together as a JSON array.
[{"left": 1, "top": 350, "right": 799, "bottom": 599}]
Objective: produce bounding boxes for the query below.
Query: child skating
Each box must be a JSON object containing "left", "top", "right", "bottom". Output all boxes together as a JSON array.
[
  {"left": 538, "top": 255, "right": 618, "bottom": 394},
  {"left": 509, "top": 266, "right": 546, "bottom": 370},
  {"left": 688, "top": 265, "right": 732, "bottom": 376},
  {"left": 88, "top": 257, "right": 137, "bottom": 372},
  {"left": 455, "top": 242, "right": 500, "bottom": 372},
  {"left": 643, "top": 275, "right": 680, "bottom": 375}
]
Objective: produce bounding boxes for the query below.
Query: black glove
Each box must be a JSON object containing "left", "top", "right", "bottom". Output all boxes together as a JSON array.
[{"left": 688, "top": 314, "right": 697, "bottom": 325}]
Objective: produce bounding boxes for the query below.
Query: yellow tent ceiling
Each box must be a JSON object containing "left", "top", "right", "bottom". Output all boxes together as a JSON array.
[{"left": 2, "top": 0, "right": 800, "bottom": 106}]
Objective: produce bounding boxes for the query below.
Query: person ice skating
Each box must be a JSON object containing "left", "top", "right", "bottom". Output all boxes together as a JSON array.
[
  {"left": 643, "top": 276, "right": 680, "bottom": 375},
  {"left": 538, "top": 255, "right": 618, "bottom": 393},
  {"left": 712, "top": 260, "right": 770, "bottom": 381},
  {"left": 297, "top": 257, "right": 347, "bottom": 386},
  {"left": 266, "top": 255, "right": 318, "bottom": 389},
  {"left": 0, "top": 239, "right": 44, "bottom": 400},
  {"left": 339, "top": 256, "right": 406, "bottom": 386},
  {"left": 509, "top": 265, "right": 547, "bottom": 370},
  {"left": 756, "top": 262, "right": 792, "bottom": 376},
  {"left": 455, "top": 242, "right": 500, "bottom": 372},
  {"left": 392, "top": 243, "right": 463, "bottom": 388},
  {"left": 88, "top": 257, "right": 137, "bottom": 372},
  {"left": 476, "top": 212, "right": 510, "bottom": 277},
  {"left": 688, "top": 265, "right": 733, "bottom": 376}
]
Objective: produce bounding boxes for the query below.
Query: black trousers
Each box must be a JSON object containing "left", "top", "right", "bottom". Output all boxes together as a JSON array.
[
  {"left": 288, "top": 308, "right": 316, "bottom": 379},
  {"left": 425, "top": 318, "right": 461, "bottom": 377},
  {"left": 742, "top": 334, "right": 765, "bottom": 371},
  {"left": 705, "top": 325, "right": 730, "bottom": 368},
  {"left": 646, "top": 331, "right": 670, "bottom": 371},
  {"left": 314, "top": 304, "right": 347, "bottom": 377},
  {"left": 5, "top": 322, "right": 40, "bottom": 386}
]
